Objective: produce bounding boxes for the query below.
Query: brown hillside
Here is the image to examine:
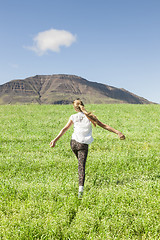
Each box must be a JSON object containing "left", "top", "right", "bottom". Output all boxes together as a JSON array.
[{"left": 0, "top": 74, "right": 153, "bottom": 104}]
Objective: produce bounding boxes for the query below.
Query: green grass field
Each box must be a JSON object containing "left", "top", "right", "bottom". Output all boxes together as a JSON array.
[{"left": 0, "top": 104, "right": 160, "bottom": 239}]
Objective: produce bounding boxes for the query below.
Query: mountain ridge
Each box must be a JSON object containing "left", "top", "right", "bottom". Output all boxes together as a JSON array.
[{"left": 0, "top": 74, "right": 154, "bottom": 104}]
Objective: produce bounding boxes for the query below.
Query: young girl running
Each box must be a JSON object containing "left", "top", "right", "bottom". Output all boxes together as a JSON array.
[{"left": 50, "top": 99, "right": 125, "bottom": 199}]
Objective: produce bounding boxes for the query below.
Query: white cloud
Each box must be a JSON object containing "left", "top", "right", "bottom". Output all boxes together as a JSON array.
[{"left": 26, "top": 29, "right": 76, "bottom": 55}]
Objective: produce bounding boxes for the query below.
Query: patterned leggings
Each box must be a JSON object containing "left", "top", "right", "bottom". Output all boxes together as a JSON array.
[{"left": 70, "top": 139, "right": 88, "bottom": 186}]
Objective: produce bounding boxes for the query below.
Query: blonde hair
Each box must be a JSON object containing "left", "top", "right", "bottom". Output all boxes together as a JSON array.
[{"left": 73, "top": 99, "right": 99, "bottom": 127}]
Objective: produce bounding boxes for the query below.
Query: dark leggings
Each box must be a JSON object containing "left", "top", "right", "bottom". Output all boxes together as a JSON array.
[{"left": 70, "top": 139, "right": 88, "bottom": 186}]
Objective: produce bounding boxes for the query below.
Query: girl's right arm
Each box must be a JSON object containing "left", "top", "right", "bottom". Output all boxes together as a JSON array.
[
  {"left": 50, "top": 119, "right": 73, "bottom": 148},
  {"left": 97, "top": 120, "right": 125, "bottom": 140}
]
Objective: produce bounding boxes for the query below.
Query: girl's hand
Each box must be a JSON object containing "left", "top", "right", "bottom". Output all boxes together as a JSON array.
[
  {"left": 118, "top": 132, "right": 125, "bottom": 140},
  {"left": 50, "top": 140, "right": 56, "bottom": 148}
]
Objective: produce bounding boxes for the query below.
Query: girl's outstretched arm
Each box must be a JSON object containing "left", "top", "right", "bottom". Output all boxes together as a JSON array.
[
  {"left": 50, "top": 120, "right": 73, "bottom": 148},
  {"left": 97, "top": 120, "right": 125, "bottom": 140}
]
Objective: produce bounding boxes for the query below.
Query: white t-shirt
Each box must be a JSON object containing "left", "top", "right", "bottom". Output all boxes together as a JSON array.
[{"left": 69, "top": 112, "right": 94, "bottom": 144}]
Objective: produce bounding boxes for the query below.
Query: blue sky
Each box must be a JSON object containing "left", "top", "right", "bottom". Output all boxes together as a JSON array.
[{"left": 0, "top": 0, "right": 160, "bottom": 103}]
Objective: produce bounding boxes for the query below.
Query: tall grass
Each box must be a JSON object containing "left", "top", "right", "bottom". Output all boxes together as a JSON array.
[{"left": 0, "top": 104, "right": 160, "bottom": 239}]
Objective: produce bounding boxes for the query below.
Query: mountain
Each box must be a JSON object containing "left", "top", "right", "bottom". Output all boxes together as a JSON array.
[{"left": 0, "top": 74, "right": 153, "bottom": 104}]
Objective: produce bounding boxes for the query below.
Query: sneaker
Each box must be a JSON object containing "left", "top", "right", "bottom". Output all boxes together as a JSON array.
[{"left": 78, "top": 192, "right": 83, "bottom": 199}]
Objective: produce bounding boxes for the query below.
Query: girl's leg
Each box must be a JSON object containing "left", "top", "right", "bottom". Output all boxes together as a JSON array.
[
  {"left": 78, "top": 148, "right": 88, "bottom": 187},
  {"left": 70, "top": 139, "right": 88, "bottom": 198},
  {"left": 70, "top": 140, "right": 78, "bottom": 158}
]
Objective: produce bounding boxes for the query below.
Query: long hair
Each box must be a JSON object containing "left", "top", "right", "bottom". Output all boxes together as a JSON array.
[{"left": 73, "top": 99, "right": 99, "bottom": 127}]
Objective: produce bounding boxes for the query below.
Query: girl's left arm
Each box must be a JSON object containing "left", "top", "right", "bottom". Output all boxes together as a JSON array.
[
  {"left": 50, "top": 119, "right": 73, "bottom": 148},
  {"left": 97, "top": 120, "right": 125, "bottom": 140}
]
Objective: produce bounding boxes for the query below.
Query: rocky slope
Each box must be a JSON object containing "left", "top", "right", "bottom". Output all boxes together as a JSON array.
[{"left": 0, "top": 74, "right": 153, "bottom": 104}]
